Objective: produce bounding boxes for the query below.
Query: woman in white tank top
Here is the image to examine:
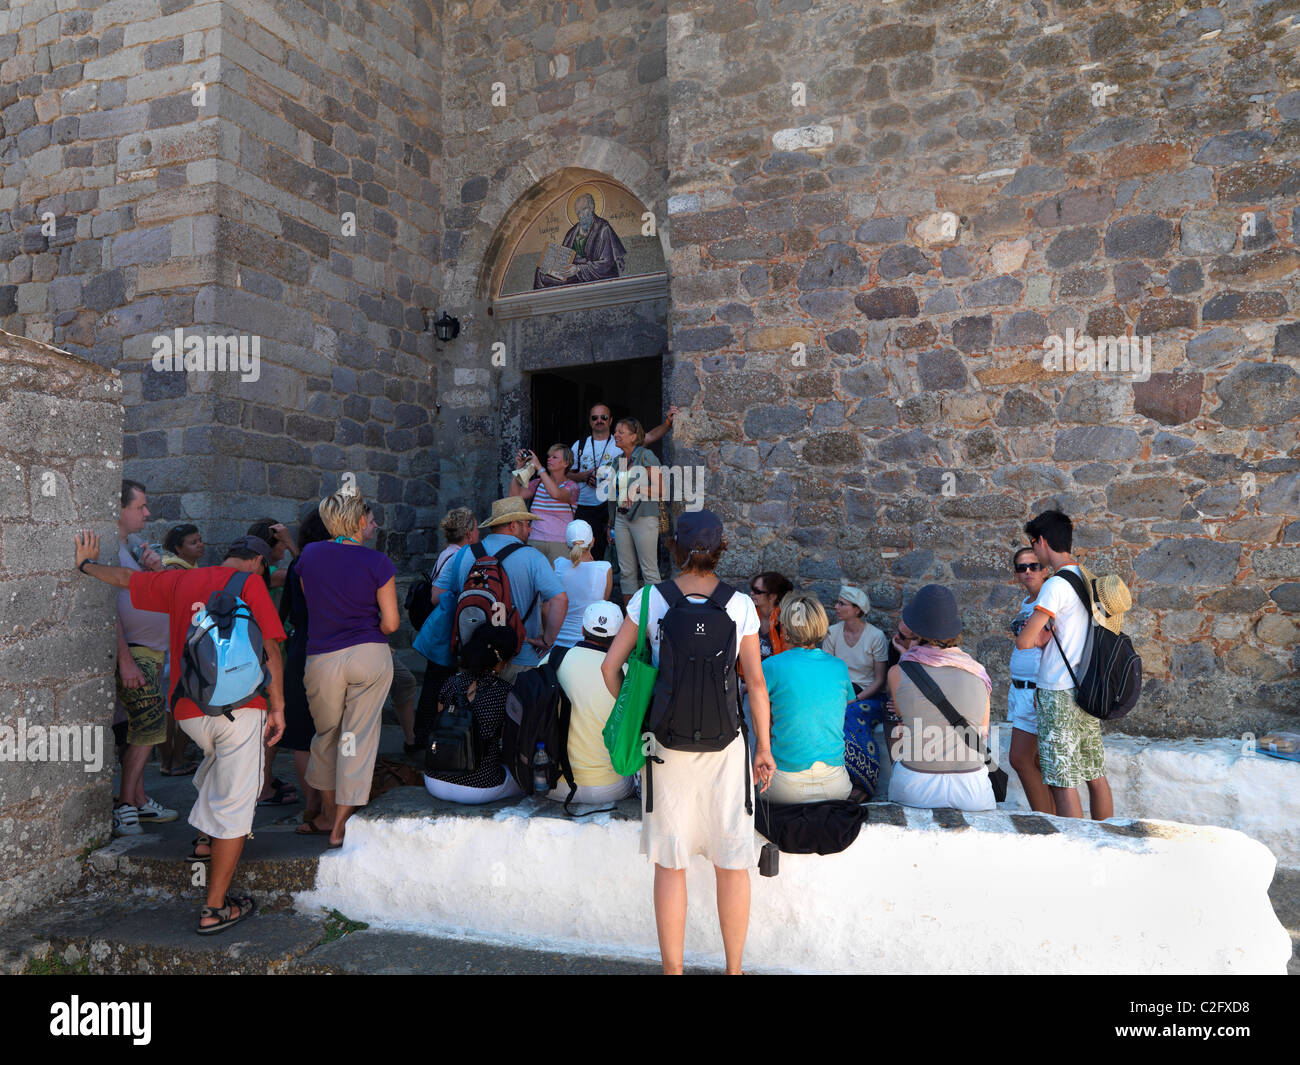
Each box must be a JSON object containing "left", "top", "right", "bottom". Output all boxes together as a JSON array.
[{"left": 552, "top": 519, "right": 613, "bottom": 649}]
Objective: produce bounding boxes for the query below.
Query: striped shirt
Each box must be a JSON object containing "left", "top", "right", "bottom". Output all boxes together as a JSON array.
[{"left": 529, "top": 478, "right": 577, "bottom": 542}]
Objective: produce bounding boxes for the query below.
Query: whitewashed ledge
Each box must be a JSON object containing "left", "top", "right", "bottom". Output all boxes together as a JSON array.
[
  {"left": 988, "top": 732, "right": 1300, "bottom": 870},
  {"left": 296, "top": 789, "right": 1292, "bottom": 975}
]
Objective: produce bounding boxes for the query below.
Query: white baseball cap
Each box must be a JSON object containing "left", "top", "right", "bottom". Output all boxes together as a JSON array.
[
  {"left": 582, "top": 600, "right": 623, "bottom": 638},
  {"left": 565, "top": 519, "right": 594, "bottom": 548}
]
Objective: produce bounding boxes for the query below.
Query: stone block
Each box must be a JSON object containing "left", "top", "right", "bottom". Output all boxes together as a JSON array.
[
  {"left": 1105, "top": 214, "right": 1175, "bottom": 258},
  {"left": 1212, "top": 363, "right": 1300, "bottom": 428},
  {"left": 1053, "top": 426, "right": 1140, "bottom": 461},
  {"left": 1251, "top": 548, "right": 1300, "bottom": 580},
  {"left": 1133, "top": 540, "right": 1241, "bottom": 585},
  {"left": 960, "top": 276, "right": 1022, "bottom": 308},
  {"left": 855, "top": 287, "right": 918, "bottom": 319}
]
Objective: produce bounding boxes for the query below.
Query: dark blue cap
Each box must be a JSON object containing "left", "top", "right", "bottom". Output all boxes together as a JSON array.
[
  {"left": 675, "top": 508, "right": 723, "bottom": 552},
  {"left": 901, "top": 583, "right": 962, "bottom": 641}
]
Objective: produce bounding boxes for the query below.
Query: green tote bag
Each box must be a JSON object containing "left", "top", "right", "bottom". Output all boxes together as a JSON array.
[{"left": 602, "top": 593, "right": 657, "bottom": 776}]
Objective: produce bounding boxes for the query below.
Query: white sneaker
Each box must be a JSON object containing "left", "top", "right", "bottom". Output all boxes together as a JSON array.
[
  {"left": 136, "top": 797, "right": 178, "bottom": 823},
  {"left": 113, "top": 804, "right": 142, "bottom": 836}
]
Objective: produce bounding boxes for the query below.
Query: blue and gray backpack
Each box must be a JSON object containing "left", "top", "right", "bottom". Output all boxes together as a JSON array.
[{"left": 170, "top": 571, "right": 270, "bottom": 719}]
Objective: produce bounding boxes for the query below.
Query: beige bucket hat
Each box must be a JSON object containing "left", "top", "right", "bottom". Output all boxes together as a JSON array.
[{"left": 481, "top": 497, "right": 540, "bottom": 527}]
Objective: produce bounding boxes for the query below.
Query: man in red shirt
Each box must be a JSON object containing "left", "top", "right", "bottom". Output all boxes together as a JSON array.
[{"left": 75, "top": 530, "right": 286, "bottom": 935}]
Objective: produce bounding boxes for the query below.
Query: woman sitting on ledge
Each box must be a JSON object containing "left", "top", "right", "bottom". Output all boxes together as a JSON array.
[
  {"left": 761, "top": 592, "right": 856, "bottom": 805},
  {"left": 424, "top": 624, "right": 523, "bottom": 805},
  {"left": 886, "top": 584, "right": 996, "bottom": 813}
]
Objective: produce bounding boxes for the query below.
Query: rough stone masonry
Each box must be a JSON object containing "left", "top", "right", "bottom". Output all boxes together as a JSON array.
[
  {"left": 0, "top": 330, "right": 121, "bottom": 923},
  {"left": 0, "top": 0, "right": 1296, "bottom": 748}
]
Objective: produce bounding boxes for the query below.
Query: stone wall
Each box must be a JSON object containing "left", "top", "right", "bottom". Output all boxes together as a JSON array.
[
  {"left": 0, "top": 331, "right": 122, "bottom": 923},
  {"left": 0, "top": 0, "right": 444, "bottom": 571},
  {"left": 662, "top": 0, "right": 1300, "bottom": 737},
  {"left": 434, "top": 1, "right": 670, "bottom": 513},
  {"left": 2, "top": 0, "right": 1296, "bottom": 736}
]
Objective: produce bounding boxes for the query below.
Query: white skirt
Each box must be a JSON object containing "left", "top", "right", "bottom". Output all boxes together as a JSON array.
[
  {"left": 640, "top": 730, "right": 756, "bottom": 871},
  {"left": 888, "top": 762, "right": 996, "bottom": 812}
]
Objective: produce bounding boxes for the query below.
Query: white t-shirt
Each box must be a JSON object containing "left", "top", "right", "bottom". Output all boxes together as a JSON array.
[
  {"left": 571, "top": 434, "right": 619, "bottom": 507},
  {"left": 822, "top": 620, "right": 888, "bottom": 690},
  {"left": 626, "top": 582, "right": 760, "bottom": 668},
  {"left": 552, "top": 557, "right": 612, "bottom": 648},
  {"left": 1008, "top": 596, "right": 1042, "bottom": 681},
  {"left": 1033, "top": 565, "right": 1089, "bottom": 691}
]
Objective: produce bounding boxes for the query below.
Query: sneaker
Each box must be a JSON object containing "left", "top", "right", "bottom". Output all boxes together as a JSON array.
[
  {"left": 136, "top": 796, "right": 178, "bottom": 823},
  {"left": 113, "top": 804, "right": 142, "bottom": 837}
]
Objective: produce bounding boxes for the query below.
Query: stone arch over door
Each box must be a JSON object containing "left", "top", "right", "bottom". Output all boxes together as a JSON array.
[
  {"left": 433, "top": 140, "right": 671, "bottom": 545},
  {"left": 443, "top": 136, "right": 668, "bottom": 307}
]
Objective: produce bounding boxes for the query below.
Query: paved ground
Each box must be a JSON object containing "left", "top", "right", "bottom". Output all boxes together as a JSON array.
[
  {"left": 0, "top": 722, "right": 682, "bottom": 975},
  {"left": 3, "top": 719, "right": 1296, "bottom": 975}
]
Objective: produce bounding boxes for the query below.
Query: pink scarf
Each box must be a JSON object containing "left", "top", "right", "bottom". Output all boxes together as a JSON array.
[{"left": 900, "top": 645, "right": 992, "bottom": 694}]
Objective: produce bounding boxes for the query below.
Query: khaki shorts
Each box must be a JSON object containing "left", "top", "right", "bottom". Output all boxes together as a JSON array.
[
  {"left": 116, "top": 646, "right": 168, "bottom": 747},
  {"left": 179, "top": 707, "right": 266, "bottom": 840},
  {"left": 1035, "top": 687, "right": 1106, "bottom": 789}
]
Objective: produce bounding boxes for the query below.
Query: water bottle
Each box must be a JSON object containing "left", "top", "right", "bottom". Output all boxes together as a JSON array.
[{"left": 532, "top": 742, "right": 550, "bottom": 794}]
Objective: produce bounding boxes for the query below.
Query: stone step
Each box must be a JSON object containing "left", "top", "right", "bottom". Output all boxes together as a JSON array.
[
  {"left": 88, "top": 816, "right": 329, "bottom": 903},
  {"left": 1, "top": 894, "right": 672, "bottom": 975}
]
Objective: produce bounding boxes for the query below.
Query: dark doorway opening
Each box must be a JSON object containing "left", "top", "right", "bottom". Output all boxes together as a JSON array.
[{"left": 528, "top": 356, "right": 664, "bottom": 457}]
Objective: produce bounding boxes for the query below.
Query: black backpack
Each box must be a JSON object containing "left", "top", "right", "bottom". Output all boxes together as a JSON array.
[
  {"left": 642, "top": 580, "right": 751, "bottom": 814},
  {"left": 501, "top": 647, "right": 578, "bottom": 804},
  {"left": 425, "top": 686, "right": 479, "bottom": 775},
  {"left": 405, "top": 577, "right": 434, "bottom": 631},
  {"left": 1048, "top": 569, "right": 1142, "bottom": 721}
]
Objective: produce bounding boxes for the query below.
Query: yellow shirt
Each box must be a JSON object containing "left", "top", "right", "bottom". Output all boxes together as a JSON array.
[{"left": 549, "top": 645, "right": 627, "bottom": 788}]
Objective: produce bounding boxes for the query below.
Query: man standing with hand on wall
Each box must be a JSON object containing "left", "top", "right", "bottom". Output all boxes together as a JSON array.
[
  {"left": 571, "top": 402, "right": 678, "bottom": 561},
  {"left": 75, "top": 529, "right": 286, "bottom": 935}
]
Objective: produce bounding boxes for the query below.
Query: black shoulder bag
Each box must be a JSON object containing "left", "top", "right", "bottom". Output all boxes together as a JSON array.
[{"left": 899, "top": 660, "right": 1008, "bottom": 802}]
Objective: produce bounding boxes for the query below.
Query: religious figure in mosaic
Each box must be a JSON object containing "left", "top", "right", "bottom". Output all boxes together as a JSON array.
[{"left": 533, "top": 189, "right": 627, "bottom": 287}]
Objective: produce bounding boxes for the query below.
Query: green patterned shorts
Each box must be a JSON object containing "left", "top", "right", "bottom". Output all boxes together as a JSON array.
[
  {"left": 116, "top": 646, "right": 168, "bottom": 747},
  {"left": 1034, "top": 687, "right": 1105, "bottom": 788}
]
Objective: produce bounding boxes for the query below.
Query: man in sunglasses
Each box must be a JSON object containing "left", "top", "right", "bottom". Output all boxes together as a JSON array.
[
  {"left": 1007, "top": 547, "right": 1055, "bottom": 813},
  {"left": 570, "top": 401, "right": 678, "bottom": 561}
]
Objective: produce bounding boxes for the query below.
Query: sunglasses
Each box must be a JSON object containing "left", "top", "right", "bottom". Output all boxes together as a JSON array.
[
  {"left": 750, "top": 586, "right": 768, "bottom": 595},
  {"left": 590, "top": 414, "right": 609, "bottom": 421},
  {"left": 1015, "top": 562, "right": 1043, "bottom": 573}
]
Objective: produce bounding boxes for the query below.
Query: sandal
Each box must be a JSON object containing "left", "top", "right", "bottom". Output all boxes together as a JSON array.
[
  {"left": 187, "top": 834, "right": 211, "bottom": 863},
  {"left": 160, "top": 761, "right": 199, "bottom": 777},
  {"left": 257, "top": 781, "right": 298, "bottom": 806},
  {"left": 196, "top": 893, "right": 256, "bottom": 936},
  {"left": 295, "top": 820, "right": 330, "bottom": 835}
]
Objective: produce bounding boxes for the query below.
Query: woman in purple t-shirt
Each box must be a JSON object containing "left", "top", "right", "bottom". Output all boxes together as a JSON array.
[{"left": 296, "top": 490, "right": 399, "bottom": 846}]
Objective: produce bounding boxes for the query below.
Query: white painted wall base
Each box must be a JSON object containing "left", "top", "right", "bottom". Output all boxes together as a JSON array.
[
  {"left": 985, "top": 730, "right": 1300, "bottom": 869},
  {"left": 297, "top": 797, "right": 1291, "bottom": 974}
]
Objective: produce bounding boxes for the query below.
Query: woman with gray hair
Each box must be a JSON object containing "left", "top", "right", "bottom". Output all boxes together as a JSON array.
[
  {"left": 823, "top": 585, "right": 888, "bottom": 700},
  {"left": 760, "top": 592, "right": 856, "bottom": 804},
  {"left": 294, "top": 489, "right": 400, "bottom": 846}
]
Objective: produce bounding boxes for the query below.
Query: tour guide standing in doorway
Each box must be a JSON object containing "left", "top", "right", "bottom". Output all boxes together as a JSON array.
[{"left": 572, "top": 401, "right": 678, "bottom": 561}]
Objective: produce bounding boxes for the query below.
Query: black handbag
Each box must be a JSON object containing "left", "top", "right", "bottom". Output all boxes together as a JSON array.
[
  {"left": 899, "top": 661, "right": 1009, "bottom": 802},
  {"left": 426, "top": 686, "right": 479, "bottom": 775}
]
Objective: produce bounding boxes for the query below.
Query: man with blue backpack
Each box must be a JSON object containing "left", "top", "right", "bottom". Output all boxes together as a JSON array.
[
  {"left": 75, "top": 530, "right": 286, "bottom": 936},
  {"left": 429, "top": 497, "right": 568, "bottom": 684}
]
